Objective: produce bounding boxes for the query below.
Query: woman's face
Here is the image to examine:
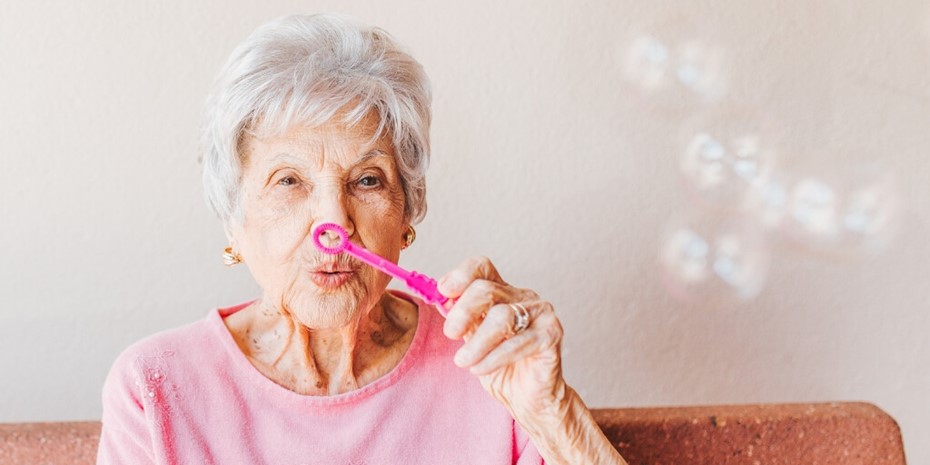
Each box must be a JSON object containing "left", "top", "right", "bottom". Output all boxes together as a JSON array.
[{"left": 229, "top": 113, "right": 408, "bottom": 329}]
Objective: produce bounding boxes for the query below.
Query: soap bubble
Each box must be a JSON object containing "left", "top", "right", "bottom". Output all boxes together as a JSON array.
[
  {"left": 679, "top": 107, "right": 779, "bottom": 211},
  {"left": 620, "top": 17, "right": 729, "bottom": 108},
  {"left": 780, "top": 164, "right": 900, "bottom": 258},
  {"left": 674, "top": 39, "right": 727, "bottom": 102},
  {"left": 623, "top": 35, "right": 672, "bottom": 94},
  {"left": 622, "top": 35, "right": 728, "bottom": 106},
  {"left": 659, "top": 214, "right": 770, "bottom": 305}
]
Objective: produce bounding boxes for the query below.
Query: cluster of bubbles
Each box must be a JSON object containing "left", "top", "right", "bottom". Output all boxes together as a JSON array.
[
  {"left": 621, "top": 22, "right": 902, "bottom": 306},
  {"left": 659, "top": 214, "right": 769, "bottom": 306},
  {"left": 776, "top": 166, "right": 900, "bottom": 256},
  {"left": 622, "top": 34, "right": 728, "bottom": 107}
]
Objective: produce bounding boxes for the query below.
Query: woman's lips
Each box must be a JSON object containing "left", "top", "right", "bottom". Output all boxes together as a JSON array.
[{"left": 309, "top": 271, "right": 354, "bottom": 289}]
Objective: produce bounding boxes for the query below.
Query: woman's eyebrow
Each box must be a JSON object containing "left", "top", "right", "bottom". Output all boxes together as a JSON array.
[{"left": 350, "top": 149, "right": 391, "bottom": 169}]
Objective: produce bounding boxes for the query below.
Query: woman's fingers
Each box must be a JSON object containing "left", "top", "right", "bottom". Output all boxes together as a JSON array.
[
  {"left": 443, "top": 279, "right": 505, "bottom": 338},
  {"left": 440, "top": 256, "right": 543, "bottom": 340},
  {"left": 438, "top": 256, "right": 505, "bottom": 299},
  {"left": 453, "top": 304, "right": 516, "bottom": 367},
  {"left": 443, "top": 280, "right": 538, "bottom": 339},
  {"left": 437, "top": 256, "right": 562, "bottom": 380},
  {"left": 454, "top": 301, "right": 562, "bottom": 375},
  {"left": 468, "top": 331, "right": 537, "bottom": 375}
]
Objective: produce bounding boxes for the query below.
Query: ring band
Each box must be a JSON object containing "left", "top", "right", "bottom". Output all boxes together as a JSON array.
[{"left": 509, "top": 303, "right": 530, "bottom": 335}]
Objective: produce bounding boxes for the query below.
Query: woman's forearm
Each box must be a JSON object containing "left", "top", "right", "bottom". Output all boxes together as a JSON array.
[{"left": 514, "top": 385, "right": 629, "bottom": 465}]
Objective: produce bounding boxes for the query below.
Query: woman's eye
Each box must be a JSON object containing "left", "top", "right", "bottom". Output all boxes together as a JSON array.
[
  {"left": 358, "top": 175, "right": 381, "bottom": 188},
  {"left": 277, "top": 176, "right": 298, "bottom": 187}
]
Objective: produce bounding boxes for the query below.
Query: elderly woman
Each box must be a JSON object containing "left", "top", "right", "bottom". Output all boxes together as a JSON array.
[{"left": 97, "top": 14, "right": 627, "bottom": 465}]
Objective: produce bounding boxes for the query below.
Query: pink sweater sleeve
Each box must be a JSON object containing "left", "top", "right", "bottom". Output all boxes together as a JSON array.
[{"left": 96, "top": 348, "right": 157, "bottom": 465}]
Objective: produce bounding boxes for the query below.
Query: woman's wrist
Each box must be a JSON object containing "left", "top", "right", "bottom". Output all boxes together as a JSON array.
[
  {"left": 513, "top": 384, "right": 628, "bottom": 465},
  {"left": 512, "top": 378, "right": 572, "bottom": 421}
]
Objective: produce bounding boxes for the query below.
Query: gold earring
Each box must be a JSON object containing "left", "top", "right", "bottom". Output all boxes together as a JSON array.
[
  {"left": 402, "top": 226, "right": 416, "bottom": 249},
  {"left": 222, "top": 247, "right": 242, "bottom": 267}
]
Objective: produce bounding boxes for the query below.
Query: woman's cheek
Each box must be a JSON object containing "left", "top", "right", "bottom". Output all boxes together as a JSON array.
[
  {"left": 354, "top": 199, "right": 404, "bottom": 247},
  {"left": 267, "top": 187, "right": 310, "bottom": 218},
  {"left": 357, "top": 184, "right": 405, "bottom": 218},
  {"left": 252, "top": 191, "right": 313, "bottom": 236},
  {"left": 243, "top": 194, "right": 308, "bottom": 257}
]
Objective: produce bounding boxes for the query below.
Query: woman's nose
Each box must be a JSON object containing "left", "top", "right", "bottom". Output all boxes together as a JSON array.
[{"left": 309, "top": 183, "right": 355, "bottom": 240}]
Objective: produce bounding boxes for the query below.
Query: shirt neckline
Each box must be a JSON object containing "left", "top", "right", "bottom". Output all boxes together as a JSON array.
[{"left": 207, "top": 289, "right": 435, "bottom": 407}]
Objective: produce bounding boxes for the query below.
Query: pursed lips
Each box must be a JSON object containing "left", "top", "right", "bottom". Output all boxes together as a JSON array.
[
  {"left": 307, "top": 259, "right": 360, "bottom": 289},
  {"left": 309, "top": 263, "right": 357, "bottom": 273}
]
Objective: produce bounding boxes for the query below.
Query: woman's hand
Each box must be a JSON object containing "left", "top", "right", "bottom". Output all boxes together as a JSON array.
[
  {"left": 438, "top": 256, "right": 568, "bottom": 419},
  {"left": 439, "top": 256, "right": 629, "bottom": 465}
]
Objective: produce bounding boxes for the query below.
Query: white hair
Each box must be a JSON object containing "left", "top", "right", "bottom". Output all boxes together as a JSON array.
[{"left": 201, "top": 14, "right": 432, "bottom": 225}]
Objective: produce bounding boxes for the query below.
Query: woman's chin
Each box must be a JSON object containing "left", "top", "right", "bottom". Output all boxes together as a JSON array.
[{"left": 284, "top": 284, "right": 369, "bottom": 329}]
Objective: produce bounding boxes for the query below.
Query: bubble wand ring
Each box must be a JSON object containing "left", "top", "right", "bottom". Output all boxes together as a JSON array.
[{"left": 312, "top": 223, "right": 450, "bottom": 316}]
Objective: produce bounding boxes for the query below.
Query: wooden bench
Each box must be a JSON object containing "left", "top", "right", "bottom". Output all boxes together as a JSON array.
[{"left": 0, "top": 402, "right": 906, "bottom": 464}]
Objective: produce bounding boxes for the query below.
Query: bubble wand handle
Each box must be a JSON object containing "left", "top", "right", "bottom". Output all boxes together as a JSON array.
[
  {"left": 312, "top": 223, "right": 450, "bottom": 314},
  {"left": 344, "top": 241, "right": 449, "bottom": 308}
]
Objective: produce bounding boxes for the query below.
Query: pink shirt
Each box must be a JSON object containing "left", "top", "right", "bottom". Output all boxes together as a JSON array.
[{"left": 97, "top": 292, "right": 544, "bottom": 464}]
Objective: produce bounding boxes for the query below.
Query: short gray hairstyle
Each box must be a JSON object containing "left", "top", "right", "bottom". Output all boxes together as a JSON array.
[{"left": 201, "top": 14, "right": 432, "bottom": 225}]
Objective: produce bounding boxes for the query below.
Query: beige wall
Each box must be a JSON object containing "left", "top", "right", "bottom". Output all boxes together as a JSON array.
[{"left": 2, "top": 0, "right": 927, "bottom": 461}]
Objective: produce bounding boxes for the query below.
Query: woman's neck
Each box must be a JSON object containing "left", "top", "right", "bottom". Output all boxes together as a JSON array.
[{"left": 225, "top": 292, "right": 419, "bottom": 395}]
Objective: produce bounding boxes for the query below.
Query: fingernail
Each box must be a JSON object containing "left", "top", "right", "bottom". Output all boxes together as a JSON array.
[{"left": 454, "top": 350, "right": 468, "bottom": 366}]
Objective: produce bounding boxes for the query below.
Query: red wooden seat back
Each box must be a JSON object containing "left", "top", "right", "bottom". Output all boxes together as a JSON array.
[{"left": 0, "top": 402, "right": 906, "bottom": 464}]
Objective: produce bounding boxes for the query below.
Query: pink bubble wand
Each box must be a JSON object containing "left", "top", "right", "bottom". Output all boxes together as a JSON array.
[{"left": 312, "top": 223, "right": 450, "bottom": 316}]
